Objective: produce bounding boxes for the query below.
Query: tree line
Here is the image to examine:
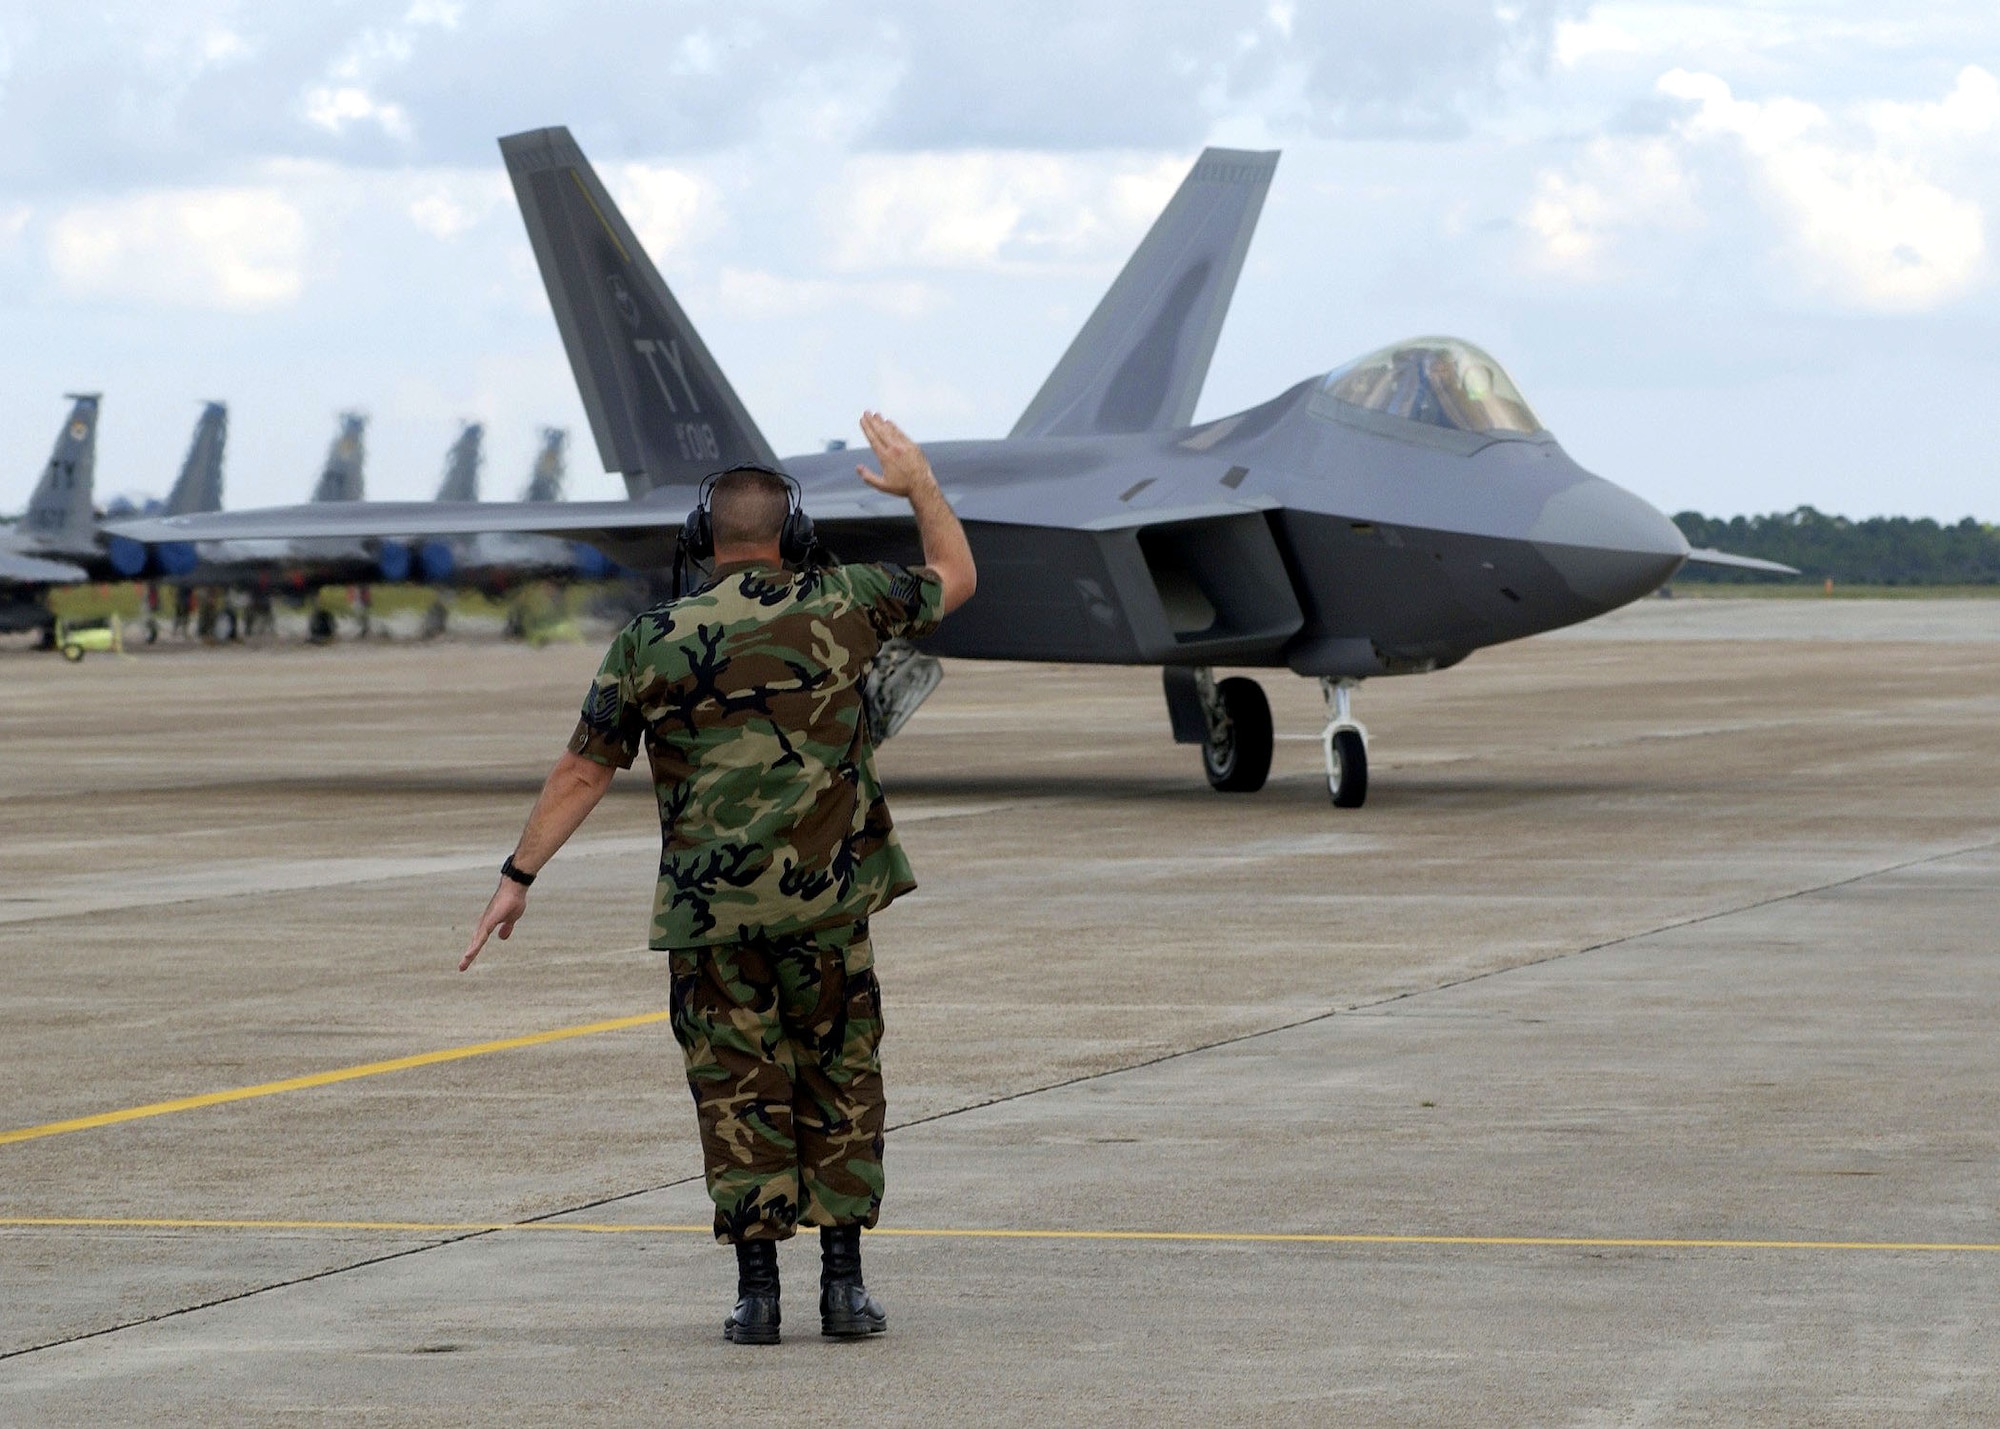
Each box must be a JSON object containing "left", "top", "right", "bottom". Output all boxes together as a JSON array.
[{"left": 1671, "top": 508, "right": 2000, "bottom": 585}]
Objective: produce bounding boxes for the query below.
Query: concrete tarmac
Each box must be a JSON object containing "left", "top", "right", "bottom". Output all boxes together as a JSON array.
[{"left": 3, "top": 599, "right": 1998, "bottom": 1424}]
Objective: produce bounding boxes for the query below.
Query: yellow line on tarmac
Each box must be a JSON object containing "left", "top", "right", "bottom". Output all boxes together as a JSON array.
[
  {"left": 0, "top": 1011, "right": 673, "bottom": 1148},
  {"left": 3, "top": 1217, "right": 1999, "bottom": 1254}
]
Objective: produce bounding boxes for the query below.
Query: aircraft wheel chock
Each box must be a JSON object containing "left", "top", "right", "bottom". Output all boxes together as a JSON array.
[
  {"left": 1203, "top": 677, "right": 1273, "bottom": 793},
  {"left": 1328, "top": 728, "right": 1368, "bottom": 808}
]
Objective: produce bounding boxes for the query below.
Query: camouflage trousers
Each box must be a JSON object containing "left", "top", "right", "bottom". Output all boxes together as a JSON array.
[{"left": 667, "top": 919, "right": 886, "bottom": 1244}]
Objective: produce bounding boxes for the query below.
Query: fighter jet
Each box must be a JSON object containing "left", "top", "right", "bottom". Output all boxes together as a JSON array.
[
  {"left": 0, "top": 548, "right": 86, "bottom": 636},
  {"left": 414, "top": 424, "right": 612, "bottom": 596},
  {"left": 3, "top": 396, "right": 110, "bottom": 588},
  {"left": 156, "top": 410, "right": 418, "bottom": 638},
  {"left": 112, "top": 128, "right": 1792, "bottom": 806},
  {"left": 0, "top": 395, "right": 236, "bottom": 636}
]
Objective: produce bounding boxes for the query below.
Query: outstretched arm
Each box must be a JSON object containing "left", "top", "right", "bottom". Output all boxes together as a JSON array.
[
  {"left": 460, "top": 751, "right": 617, "bottom": 971},
  {"left": 855, "top": 410, "right": 977, "bottom": 614}
]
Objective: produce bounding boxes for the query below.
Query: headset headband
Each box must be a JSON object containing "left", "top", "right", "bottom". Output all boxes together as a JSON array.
[{"left": 674, "top": 463, "right": 818, "bottom": 595}]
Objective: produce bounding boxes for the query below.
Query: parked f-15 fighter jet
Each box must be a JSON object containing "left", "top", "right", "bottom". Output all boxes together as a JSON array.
[
  {"left": 112, "top": 128, "right": 1792, "bottom": 806},
  {"left": 413, "top": 424, "right": 612, "bottom": 594}
]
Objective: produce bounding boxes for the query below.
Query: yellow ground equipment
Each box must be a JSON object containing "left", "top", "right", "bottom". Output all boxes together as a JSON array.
[{"left": 54, "top": 617, "right": 127, "bottom": 662}]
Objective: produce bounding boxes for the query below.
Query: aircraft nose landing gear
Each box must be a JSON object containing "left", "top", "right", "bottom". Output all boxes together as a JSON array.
[{"left": 1320, "top": 678, "right": 1368, "bottom": 808}]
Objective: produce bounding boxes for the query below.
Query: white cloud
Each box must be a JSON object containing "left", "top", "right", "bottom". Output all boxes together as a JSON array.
[
  {"left": 304, "top": 85, "right": 412, "bottom": 140},
  {"left": 1522, "top": 137, "right": 1700, "bottom": 274},
  {"left": 830, "top": 152, "right": 1186, "bottom": 271},
  {"left": 198, "top": 26, "right": 252, "bottom": 68},
  {"left": 714, "top": 267, "right": 938, "bottom": 319},
  {"left": 298, "top": 0, "right": 465, "bottom": 145},
  {"left": 0, "top": 205, "right": 29, "bottom": 246},
  {"left": 1661, "top": 66, "right": 1995, "bottom": 310},
  {"left": 405, "top": 173, "right": 507, "bottom": 240},
  {"left": 1552, "top": 16, "right": 1644, "bottom": 68},
  {"left": 1523, "top": 64, "right": 2000, "bottom": 310},
  {"left": 607, "top": 164, "right": 719, "bottom": 262},
  {"left": 47, "top": 189, "right": 307, "bottom": 311}
]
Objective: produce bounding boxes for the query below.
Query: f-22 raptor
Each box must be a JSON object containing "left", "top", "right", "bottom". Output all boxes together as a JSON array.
[{"left": 113, "top": 127, "right": 1789, "bottom": 807}]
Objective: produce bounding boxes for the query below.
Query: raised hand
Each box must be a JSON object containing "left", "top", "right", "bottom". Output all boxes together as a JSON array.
[{"left": 855, "top": 411, "right": 936, "bottom": 499}]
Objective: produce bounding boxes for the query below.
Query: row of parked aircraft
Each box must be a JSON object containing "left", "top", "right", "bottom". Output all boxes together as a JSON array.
[{"left": 0, "top": 397, "right": 614, "bottom": 641}]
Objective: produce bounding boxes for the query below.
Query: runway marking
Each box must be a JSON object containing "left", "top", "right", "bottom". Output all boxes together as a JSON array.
[
  {"left": 3, "top": 1217, "right": 1998, "bottom": 1254},
  {"left": 0, "top": 1011, "right": 672, "bottom": 1148}
]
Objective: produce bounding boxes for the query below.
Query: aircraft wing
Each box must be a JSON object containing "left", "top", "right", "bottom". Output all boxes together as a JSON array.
[
  {"left": 103, "top": 491, "right": 904, "bottom": 545},
  {"left": 0, "top": 549, "right": 87, "bottom": 584},
  {"left": 1682, "top": 547, "right": 1800, "bottom": 576}
]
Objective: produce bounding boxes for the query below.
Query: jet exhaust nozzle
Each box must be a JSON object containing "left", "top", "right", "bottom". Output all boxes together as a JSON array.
[
  {"left": 375, "top": 543, "right": 413, "bottom": 584},
  {"left": 418, "top": 541, "right": 457, "bottom": 584}
]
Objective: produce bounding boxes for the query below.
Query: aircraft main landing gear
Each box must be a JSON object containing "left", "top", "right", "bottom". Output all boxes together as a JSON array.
[
  {"left": 1199, "top": 671, "right": 1273, "bottom": 793},
  {"left": 1319, "top": 677, "right": 1368, "bottom": 808},
  {"left": 1163, "top": 668, "right": 1274, "bottom": 793}
]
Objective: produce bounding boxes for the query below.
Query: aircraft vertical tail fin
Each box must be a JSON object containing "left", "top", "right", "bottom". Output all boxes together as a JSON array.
[
  {"left": 500, "top": 126, "right": 778, "bottom": 497},
  {"left": 522, "top": 427, "right": 568, "bottom": 502},
  {"left": 434, "top": 423, "right": 483, "bottom": 502},
  {"left": 312, "top": 412, "right": 367, "bottom": 503},
  {"left": 1010, "top": 149, "right": 1279, "bottom": 440},
  {"left": 22, "top": 394, "right": 100, "bottom": 552},
  {"left": 165, "top": 402, "right": 227, "bottom": 516}
]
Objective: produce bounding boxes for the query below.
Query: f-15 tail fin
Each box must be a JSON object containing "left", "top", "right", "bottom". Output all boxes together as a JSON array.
[
  {"left": 22, "top": 394, "right": 100, "bottom": 552},
  {"left": 500, "top": 126, "right": 778, "bottom": 497},
  {"left": 522, "top": 427, "right": 567, "bottom": 502},
  {"left": 1011, "top": 148, "right": 1278, "bottom": 440},
  {"left": 435, "top": 422, "right": 483, "bottom": 502},
  {"left": 312, "top": 412, "right": 367, "bottom": 503},
  {"left": 166, "top": 402, "right": 226, "bottom": 517}
]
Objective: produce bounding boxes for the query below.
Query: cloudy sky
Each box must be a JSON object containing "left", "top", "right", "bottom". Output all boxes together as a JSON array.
[{"left": 2, "top": 0, "right": 1997, "bottom": 520}]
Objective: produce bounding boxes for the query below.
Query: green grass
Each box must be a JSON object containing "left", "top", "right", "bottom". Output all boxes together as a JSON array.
[
  {"left": 45, "top": 581, "right": 636, "bottom": 622},
  {"left": 1666, "top": 582, "right": 2000, "bottom": 600}
]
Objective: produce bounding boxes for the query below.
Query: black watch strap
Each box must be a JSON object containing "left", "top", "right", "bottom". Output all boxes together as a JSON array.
[{"left": 500, "top": 855, "right": 537, "bottom": 888}]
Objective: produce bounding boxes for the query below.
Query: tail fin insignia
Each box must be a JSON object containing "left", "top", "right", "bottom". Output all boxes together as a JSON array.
[
  {"left": 522, "top": 427, "right": 568, "bottom": 503},
  {"left": 23, "top": 394, "right": 100, "bottom": 551},
  {"left": 500, "top": 127, "right": 778, "bottom": 497},
  {"left": 312, "top": 412, "right": 368, "bottom": 503},
  {"left": 1011, "top": 148, "right": 1278, "bottom": 440}
]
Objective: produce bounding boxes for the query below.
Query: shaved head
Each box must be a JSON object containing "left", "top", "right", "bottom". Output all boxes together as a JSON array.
[{"left": 709, "top": 467, "right": 792, "bottom": 552}]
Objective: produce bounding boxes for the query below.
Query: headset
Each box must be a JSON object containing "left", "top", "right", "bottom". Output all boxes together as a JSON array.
[{"left": 674, "top": 463, "right": 818, "bottom": 596}]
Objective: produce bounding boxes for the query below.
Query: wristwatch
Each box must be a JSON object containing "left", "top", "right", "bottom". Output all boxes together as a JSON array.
[{"left": 500, "top": 855, "right": 537, "bottom": 888}]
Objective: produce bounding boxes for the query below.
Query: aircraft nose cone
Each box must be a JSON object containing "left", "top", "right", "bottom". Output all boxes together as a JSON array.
[{"left": 1527, "top": 473, "right": 1688, "bottom": 612}]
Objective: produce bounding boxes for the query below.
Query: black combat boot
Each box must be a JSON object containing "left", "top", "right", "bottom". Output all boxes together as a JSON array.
[
  {"left": 819, "top": 1224, "right": 887, "bottom": 1338},
  {"left": 723, "top": 1240, "right": 781, "bottom": 1345}
]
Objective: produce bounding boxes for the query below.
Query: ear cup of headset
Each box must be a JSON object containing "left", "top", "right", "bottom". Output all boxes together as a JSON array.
[
  {"left": 779, "top": 506, "right": 816, "bottom": 565},
  {"left": 679, "top": 503, "right": 713, "bottom": 563}
]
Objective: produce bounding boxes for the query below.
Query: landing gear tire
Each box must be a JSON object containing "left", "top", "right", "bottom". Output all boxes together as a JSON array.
[
  {"left": 1319, "top": 677, "right": 1370, "bottom": 809},
  {"left": 61, "top": 643, "right": 84, "bottom": 662},
  {"left": 1328, "top": 728, "right": 1368, "bottom": 807},
  {"left": 308, "top": 608, "right": 337, "bottom": 643},
  {"left": 1202, "top": 677, "right": 1273, "bottom": 793}
]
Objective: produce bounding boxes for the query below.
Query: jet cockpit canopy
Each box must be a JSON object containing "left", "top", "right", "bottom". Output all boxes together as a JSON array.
[{"left": 1321, "top": 338, "right": 1541, "bottom": 435}]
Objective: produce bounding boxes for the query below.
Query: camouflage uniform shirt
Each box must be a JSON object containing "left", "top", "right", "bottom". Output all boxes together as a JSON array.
[{"left": 569, "top": 559, "right": 944, "bottom": 948}]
